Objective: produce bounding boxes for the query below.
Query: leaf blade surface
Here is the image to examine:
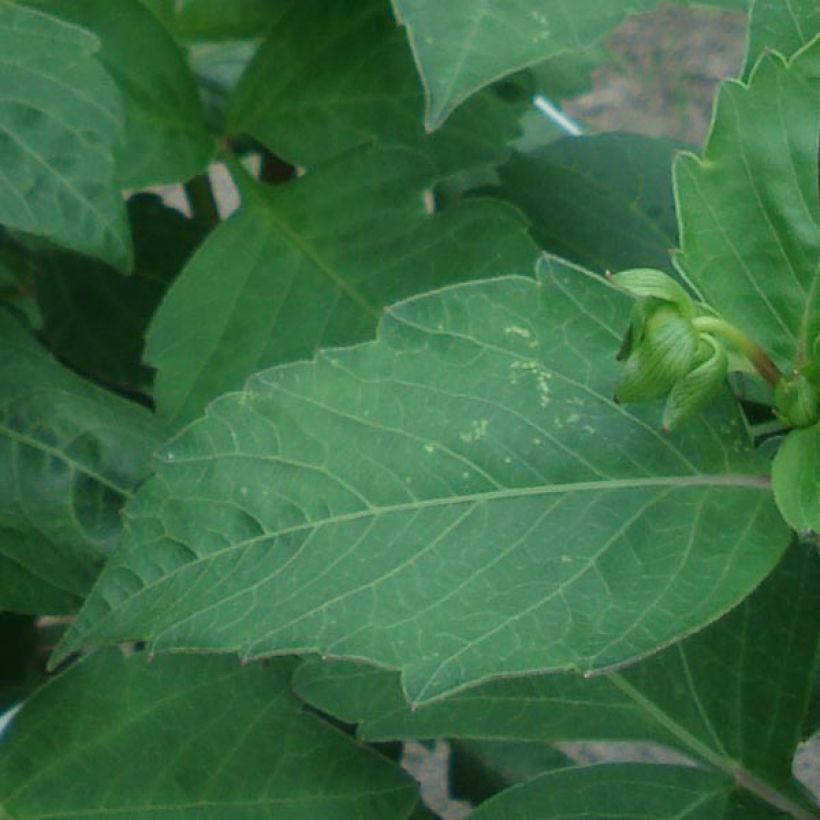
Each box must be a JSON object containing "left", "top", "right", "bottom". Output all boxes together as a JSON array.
[
  {"left": 0, "top": 1, "right": 129, "bottom": 269},
  {"left": 58, "top": 257, "right": 789, "bottom": 701},
  {"left": 0, "top": 651, "right": 419, "bottom": 819}
]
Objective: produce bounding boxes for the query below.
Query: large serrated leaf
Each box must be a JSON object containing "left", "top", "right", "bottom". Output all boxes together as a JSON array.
[
  {"left": 296, "top": 542, "right": 819, "bottom": 794},
  {"left": 675, "top": 35, "right": 820, "bottom": 373},
  {"left": 0, "top": 651, "right": 419, "bottom": 819},
  {"left": 0, "top": 312, "right": 165, "bottom": 614},
  {"left": 56, "top": 256, "right": 789, "bottom": 703},
  {"left": 744, "top": 0, "right": 820, "bottom": 77},
  {"left": 295, "top": 543, "right": 820, "bottom": 816},
  {"left": 227, "top": 0, "right": 525, "bottom": 174},
  {"left": 22, "top": 0, "right": 216, "bottom": 188},
  {"left": 145, "top": 147, "right": 539, "bottom": 427},
  {"left": 0, "top": 1, "right": 130, "bottom": 270}
]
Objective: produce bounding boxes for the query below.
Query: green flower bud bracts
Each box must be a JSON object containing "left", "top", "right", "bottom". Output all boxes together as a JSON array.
[
  {"left": 615, "top": 305, "right": 699, "bottom": 403},
  {"left": 662, "top": 335, "right": 728, "bottom": 432},
  {"left": 775, "top": 373, "right": 820, "bottom": 429},
  {"left": 608, "top": 268, "right": 695, "bottom": 319},
  {"left": 607, "top": 268, "right": 775, "bottom": 429}
]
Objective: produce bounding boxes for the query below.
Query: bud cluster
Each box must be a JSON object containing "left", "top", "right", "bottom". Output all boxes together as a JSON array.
[
  {"left": 609, "top": 269, "right": 730, "bottom": 431},
  {"left": 609, "top": 269, "right": 820, "bottom": 431}
]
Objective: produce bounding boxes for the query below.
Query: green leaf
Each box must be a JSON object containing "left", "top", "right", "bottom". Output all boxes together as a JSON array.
[
  {"left": 449, "top": 739, "right": 573, "bottom": 804},
  {"left": 0, "top": 311, "right": 165, "bottom": 614},
  {"left": 616, "top": 541, "right": 820, "bottom": 787},
  {"left": 0, "top": 613, "right": 36, "bottom": 712},
  {"left": 0, "top": 651, "right": 420, "bottom": 819},
  {"left": 22, "top": 0, "right": 215, "bottom": 188},
  {"left": 57, "top": 256, "right": 789, "bottom": 703},
  {"left": 496, "top": 135, "right": 680, "bottom": 274},
  {"left": 391, "top": 0, "right": 666, "bottom": 129},
  {"left": 744, "top": 0, "right": 820, "bottom": 77},
  {"left": 227, "top": 0, "right": 526, "bottom": 174},
  {"left": 295, "top": 657, "right": 677, "bottom": 745},
  {"left": 144, "top": 0, "right": 285, "bottom": 42},
  {"left": 674, "top": 36, "right": 820, "bottom": 374},
  {"left": 469, "top": 763, "right": 731, "bottom": 818},
  {"left": 295, "top": 541, "right": 820, "bottom": 793},
  {"left": 773, "top": 425, "right": 820, "bottom": 533},
  {"left": 145, "top": 148, "right": 539, "bottom": 427},
  {"left": 34, "top": 194, "right": 207, "bottom": 393},
  {"left": 0, "top": 1, "right": 130, "bottom": 270}
]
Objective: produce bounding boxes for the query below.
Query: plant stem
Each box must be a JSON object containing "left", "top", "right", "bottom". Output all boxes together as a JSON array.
[
  {"left": 183, "top": 172, "right": 220, "bottom": 228},
  {"left": 692, "top": 316, "right": 783, "bottom": 387}
]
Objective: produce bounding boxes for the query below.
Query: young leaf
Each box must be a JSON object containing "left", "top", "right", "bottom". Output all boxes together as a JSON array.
[
  {"left": 56, "top": 256, "right": 789, "bottom": 703},
  {"left": 0, "top": 312, "right": 165, "bottom": 614},
  {"left": 33, "top": 195, "right": 207, "bottom": 393},
  {"left": 145, "top": 147, "right": 539, "bottom": 427},
  {"left": 675, "top": 36, "right": 820, "bottom": 373},
  {"left": 227, "top": 0, "right": 525, "bottom": 174},
  {"left": 496, "top": 135, "right": 680, "bottom": 274},
  {"left": 21, "top": 0, "right": 216, "bottom": 188},
  {"left": 0, "top": 651, "right": 420, "bottom": 819},
  {"left": 469, "top": 763, "right": 732, "bottom": 818},
  {"left": 0, "top": 1, "right": 130, "bottom": 270},
  {"left": 772, "top": 425, "right": 820, "bottom": 534},
  {"left": 744, "top": 0, "right": 820, "bottom": 77}
]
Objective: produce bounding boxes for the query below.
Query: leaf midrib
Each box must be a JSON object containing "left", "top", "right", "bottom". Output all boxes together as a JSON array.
[{"left": 125, "top": 472, "right": 769, "bottom": 594}]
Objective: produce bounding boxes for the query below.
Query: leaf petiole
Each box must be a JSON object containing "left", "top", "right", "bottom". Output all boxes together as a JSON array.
[{"left": 692, "top": 316, "right": 783, "bottom": 387}]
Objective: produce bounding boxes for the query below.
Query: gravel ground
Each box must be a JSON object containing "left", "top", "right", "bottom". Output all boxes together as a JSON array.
[{"left": 563, "top": 4, "right": 747, "bottom": 145}]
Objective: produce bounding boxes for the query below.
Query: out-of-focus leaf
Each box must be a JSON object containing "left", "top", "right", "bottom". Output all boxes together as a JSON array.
[
  {"left": 469, "top": 764, "right": 731, "bottom": 818},
  {"left": 145, "top": 148, "right": 538, "bottom": 426},
  {"left": 675, "top": 36, "right": 820, "bottom": 373},
  {"left": 34, "top": 194, "right": 206, "bottom": 393},
  {"left": 227, "top": 0, "right": 526, "bottom": 174},
  {"left": 0, "top": 312, "right": 165, "bottom": 614},
  {"left": 23, "top": 0, "right": 215, "bottom": 187},
  {"left": 773, "top": 425, "right": 820, "bottom": 534},
  {"left": 0, "top": 613, "right": 35, "bottom": 711},
  {"left": 57, "top": 256, "right": 788, "bottom": 704},
  {"left": 0, "top": 1, "right": 130, "bottom": 270},
  {"left": 143, "top": 0, "right": 287, "bottom": 42},
  {"left": 497, "top": 134, "right": 679, "bottom": 273},
  {"left": 0, "top": 651, "right": 420, "bottom": 819},
  {"left": 449, "top": 740, "right": 572, "bottom": 804}
]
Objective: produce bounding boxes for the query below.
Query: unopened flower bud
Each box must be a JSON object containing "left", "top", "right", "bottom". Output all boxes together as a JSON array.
[
  {"left": 615, "top": 305, "right": 699, "bottom": 403},
  {"left": 775, "top": 373, "right": 820, "bottom": 428},
  {"left": 608, "top": 269, "right": 694, "bottom": 318},
  {"left": 662, "top": 335, "right": 728, "bottom": 431}
]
